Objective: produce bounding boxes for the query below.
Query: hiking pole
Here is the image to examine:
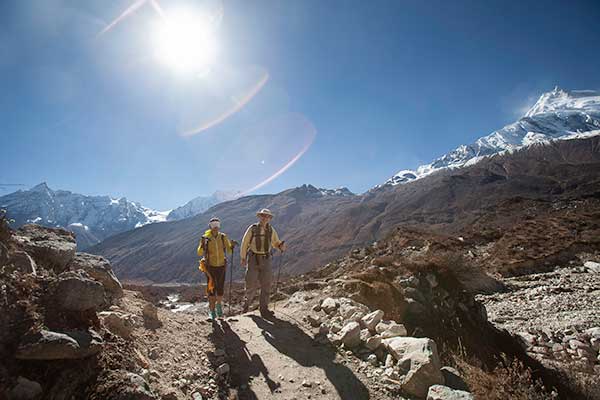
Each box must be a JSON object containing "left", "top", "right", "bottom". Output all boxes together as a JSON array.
[
  {"left": 228, "top": 245, "right": 235, "bottom": 316},
  {"left": 273, "top": 242, "right": 286, "bottom": 311}
]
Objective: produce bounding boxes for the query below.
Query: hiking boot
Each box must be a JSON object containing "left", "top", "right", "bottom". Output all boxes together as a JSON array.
[
  {"left": 207, "top": 310, "right": 217, "bottom": 322},
  {"left": 242, "top": 302, "right": 249, "bottom": 314},
  {"left": 260, "top": 308, "right": 274, "bottom": 318},
  {"left": 216, "top": 303, "right": 224, "bottom": 318}
]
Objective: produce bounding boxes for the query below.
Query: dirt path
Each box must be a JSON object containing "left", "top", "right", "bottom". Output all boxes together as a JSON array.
[{"left": 210, "top": 306, "right": 396, "bottom": 400}]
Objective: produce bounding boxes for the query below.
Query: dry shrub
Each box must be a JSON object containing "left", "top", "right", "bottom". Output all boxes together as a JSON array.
[
  {"left": 457, "top": 356, "right": 555, "bottom": 400},
  {"left": 400, "top": 250, "right": 505, "bottom": 294}
]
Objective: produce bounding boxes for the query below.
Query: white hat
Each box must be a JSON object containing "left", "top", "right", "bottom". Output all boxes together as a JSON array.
[{"left": 256, "top": 208, "right": 274, "bottom": 217}]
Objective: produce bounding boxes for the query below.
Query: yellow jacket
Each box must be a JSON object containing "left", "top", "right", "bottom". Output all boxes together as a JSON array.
[
  {"left": 240, "top": 223, "right": 282, "bottom": 261},
  {"left": 197, "top": 229, "right": 233, "bottom": 267}
]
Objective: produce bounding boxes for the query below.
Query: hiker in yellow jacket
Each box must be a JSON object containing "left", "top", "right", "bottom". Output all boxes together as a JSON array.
[{"left": 197, "top": 217, "right": 236, "bottom": 321}]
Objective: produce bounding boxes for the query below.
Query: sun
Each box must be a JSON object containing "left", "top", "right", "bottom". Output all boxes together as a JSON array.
[{"left": 153, "top": 9, "right": 218, "bottom": 75}]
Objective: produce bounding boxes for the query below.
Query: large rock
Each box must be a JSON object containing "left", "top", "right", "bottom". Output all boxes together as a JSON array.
[
  {"left": 14, "top": 225, "right": 76, "bottom": 272},
  {"left": 7, "top": 251, "right": 37, "bottom": 275},
  {"left": 143, "top": 303, "right": 162, "bottom": 329},
  {"left": 54, "top": 271, "right": 106, "bottom": 311},
  {"left": 321, "top": 297, "right": 339, "bottom": 314},
  {"left": 8, "top": 376, "right": 43, "bottom": 400},
  {"left": 16, "top": 329, "right": 102, "bottom": 360},
  {"left": 361, "top": 309, "right": 384, "bottom": 331},
  {"left": 376, "top": 320, "right": 408, "bottom": 338},
  {"left": 99, "top": 311, "right": 136, "bottom": 339},
  {"left": 383, "top": 337, "right": 444, "bottom": 398},
  {"left": 584, "top": 261, "right": 600, "bottom": 273},
  {"left": 427, "top": 385, "right": 474, "bottom": 400},
  {"left": 68, "top": 253, "right": 123, "bottom": 300},
  {"left": 338, "top": 321, "right": 361, "bottom": 348},
  {"left": 441, "top": 366, "right": 469, "bottom": 391},
  {"left": 365, "top": 335, "right": 382, "bottom": 351}
]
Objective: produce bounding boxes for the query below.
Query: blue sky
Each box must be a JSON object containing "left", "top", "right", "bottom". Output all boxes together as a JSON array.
[{"left": 1, "top": 0, "right": 599, "bottom": 209}]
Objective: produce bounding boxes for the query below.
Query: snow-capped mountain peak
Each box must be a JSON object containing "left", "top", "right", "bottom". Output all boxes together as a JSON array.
[
  {"left": 524, "top": 87, "right": 600, "bottom": 117},
  {"left": 381, "top": 87, "right": 600, "bottom": 187},
  {"left": 0, "top": 184, "right": 169, "bottom": 249}
]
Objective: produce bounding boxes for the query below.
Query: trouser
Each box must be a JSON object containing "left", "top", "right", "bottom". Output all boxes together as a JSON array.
[{"left": 244, "top": 252, "right": 272, "bottom": 311}]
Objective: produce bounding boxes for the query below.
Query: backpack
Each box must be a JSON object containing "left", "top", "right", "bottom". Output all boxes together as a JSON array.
[{"left": 249, "top": 223, "right": 272, "bottom": 254}]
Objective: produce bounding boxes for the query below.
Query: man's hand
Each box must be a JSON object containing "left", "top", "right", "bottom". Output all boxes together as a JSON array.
[
  {"left": 279, "top": 241, "right": 287, "bottom": 252},
  {"left": 240, "top": 258, "right": 247, "bottom": 268},
  {"left": 231, "top": 240, "right": 239, "bottom": 248}
]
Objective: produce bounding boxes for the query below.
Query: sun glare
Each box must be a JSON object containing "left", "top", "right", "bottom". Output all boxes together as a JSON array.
[{"left": 154, "top": 9, "right": 218, "bottom": 75}]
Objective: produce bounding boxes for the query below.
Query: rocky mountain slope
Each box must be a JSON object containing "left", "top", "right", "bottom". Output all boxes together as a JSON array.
[
  {"left": 91, "top": 135, "right": 600, "bottom": 283},
  {"left": 0, "top": 183, "right": 170, "bottom": 250},
  {"left": 383, "top": 87, "right": 600, "bottom": 186}
]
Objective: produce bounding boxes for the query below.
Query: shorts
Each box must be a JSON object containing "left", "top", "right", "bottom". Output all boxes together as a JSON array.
[{"left": 206, "top": 265, "right": 226, "bottom": 297}]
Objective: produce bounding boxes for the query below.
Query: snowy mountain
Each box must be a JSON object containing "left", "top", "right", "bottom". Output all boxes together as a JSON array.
[
  {"left": 383, "top": 87, "right": 600, "bottom": 186},
  {"left": 166, "top": 190, "right": 240, "bottom": 221},
  {"left": 0, "top": 183, "right": 169, "bottom": 249}
]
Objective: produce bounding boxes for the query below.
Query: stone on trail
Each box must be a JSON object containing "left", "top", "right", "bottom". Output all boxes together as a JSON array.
[
  {"left": 321, "top": 297, "right": 339, "bottom": 314},
  {"left": 383, "top": 337, "right": 444, "bottom": 398},
  {"left": 338, "top": 321, "right": 362, "bottom": 348},
  {"left": 427, "top": 384, "right": 474, "bottom": 400},
  {"left": 99, "top": 311, "right": 135, "bottom": 339},
  {"left": 143, "top": 303, "right": 163, "bottom": 329},
  {"left": 365, "top": 335, "right": 382, "bottom": 351},
  {"left": 361, "top": 309, "right": 384, "bottom": 331},
  {"left": 377, "top": 321, "right": 408, "bottom": 339},
  {"left": 16, "top": 329, "right": 103, "bottom": 360},
  {"left": 584, "top": 261, "right": 600, "bottom": 273}
]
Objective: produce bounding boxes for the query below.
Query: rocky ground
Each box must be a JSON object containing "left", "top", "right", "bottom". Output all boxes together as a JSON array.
[{"left": 477, "top": 258, "right": 600, "bottom": 399}]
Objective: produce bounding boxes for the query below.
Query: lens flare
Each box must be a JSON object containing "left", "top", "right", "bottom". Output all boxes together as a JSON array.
[
  {"left": 181, "top": 71, "right": 269, "bottom": 136},
  {"left": 236, "top": 113, "right": 317, "bottom": 195}
]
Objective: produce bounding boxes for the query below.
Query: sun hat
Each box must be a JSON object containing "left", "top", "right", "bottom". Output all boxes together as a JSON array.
[{"left": 256, "top": 208, "right": 274, "bottom": 217}]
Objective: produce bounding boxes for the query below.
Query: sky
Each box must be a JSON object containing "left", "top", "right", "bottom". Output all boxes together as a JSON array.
[{"left": 1, "top": 0, "right": 600, "bottom": 210}]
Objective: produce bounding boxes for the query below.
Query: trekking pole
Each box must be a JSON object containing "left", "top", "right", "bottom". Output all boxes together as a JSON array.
[
  {"left": 228, "top": 245, "right": 235, "bottom": 316},
  {"left": 273, "top": 242, "right": 286, "bottom": 311}
]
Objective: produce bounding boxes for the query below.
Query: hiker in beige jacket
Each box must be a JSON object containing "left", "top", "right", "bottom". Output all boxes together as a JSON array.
[{"left": 240, "top": 208, "right": 286, "bottom": 317}]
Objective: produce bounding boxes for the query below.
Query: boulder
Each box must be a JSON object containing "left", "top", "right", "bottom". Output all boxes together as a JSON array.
[
  {"left": 14, "top": 225, "right": 76, "bottom": 272},
  {"left": 359, "top": 329, "right": 372, "bottom": 342},
  {"left": 377, "top": 321, "right": 408, "bottom": 339},
  {"left": 54, "top": 271, "right": 106, "bottom": 311},
  {"left": 8, "top": 376, "right": 43, "bottom": 400},
  {"left": 321, "top": 297, "right": 339, "bottom": 314},
  {"left": 441, "top": 366, "right": 469, "bottom": 391},
  {"left": 16, "top": 329, "right": 102, "bottom": 360},
  {"left": 361, "top": 309, "right": 384, "bottom": 331},
  {"left": 120, "top": 372, "right": 157, "bottom": 400},
  {"left": 68, "top": 253, "right": 123, "bottom": 300},
  {"left": 427, "top": 385, "right": 474, "bottom": 400},
  {"left": 365, "top": 335, "right": 382, "bottom": 351},
  {"left": 99, "top": 311, "right": 136, "bottom": 339},
  {"left": 339, "top": 321, "right": 361, "bottom": 348},
  {"left": 143, "top": 303, "right": 162, "bottom": 329},
  {"left": 383, "top": 337, "right": 444, "bottom": 398},
  {"left": 584, "top": 261, "right": 600, "bottom": 273},
  {"left": 7, "top": 251, "right": 37, "bottom": 275}
]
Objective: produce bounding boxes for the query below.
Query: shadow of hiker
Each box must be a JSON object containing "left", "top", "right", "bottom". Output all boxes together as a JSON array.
[
  {"left": 210, "top": 320, "right": 280, "bottom": 400},
  {"left": 250, "top": 315, "right": 370, "bottom": 400}
]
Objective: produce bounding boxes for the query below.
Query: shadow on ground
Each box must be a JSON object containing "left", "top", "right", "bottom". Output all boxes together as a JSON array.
[
  {"left": 250, "top": 314, "right": 370, "bottom": 400},
  {"left": 210, "top": 320, "right": 279, "bottom": 400}
]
